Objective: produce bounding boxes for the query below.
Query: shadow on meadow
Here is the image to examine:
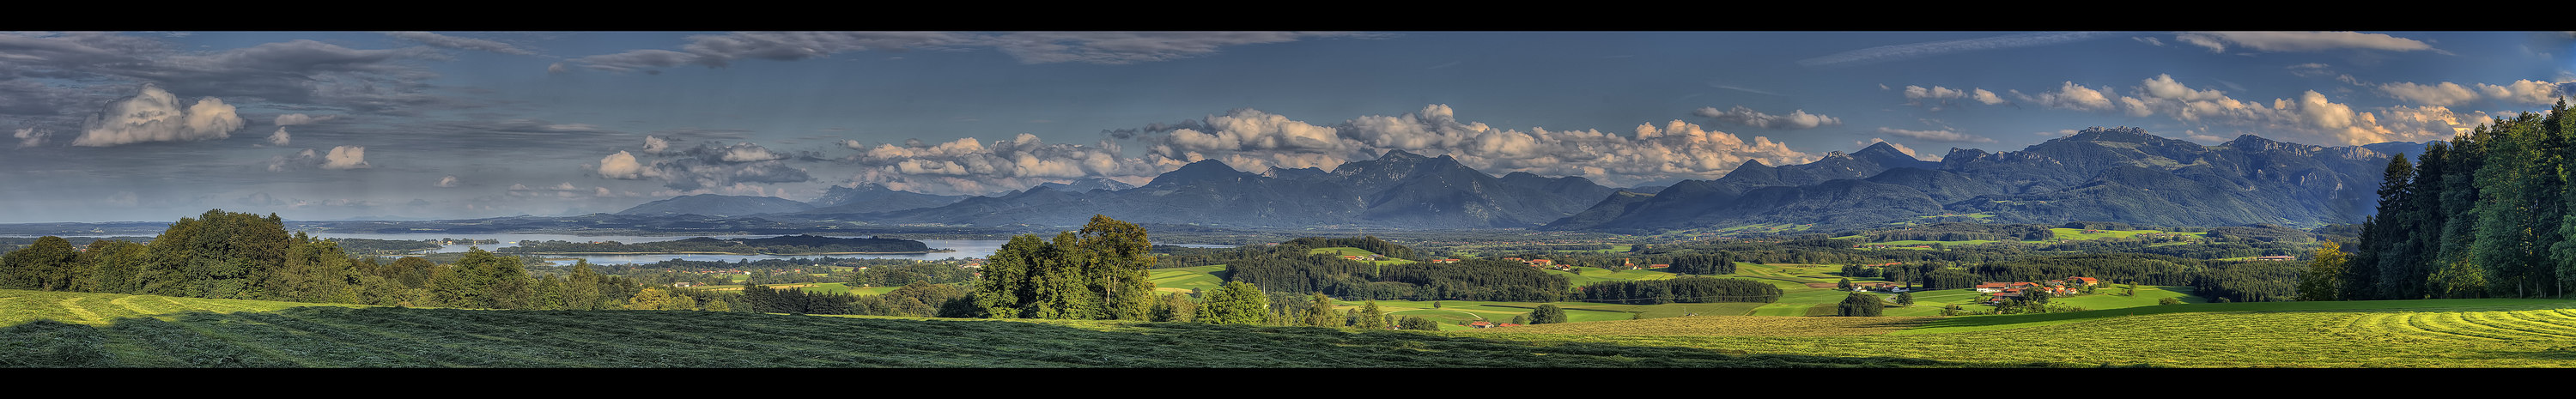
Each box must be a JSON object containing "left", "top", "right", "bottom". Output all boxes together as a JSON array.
[{"left": 3, "top": 305, "right": 2021, "bottom": 367}]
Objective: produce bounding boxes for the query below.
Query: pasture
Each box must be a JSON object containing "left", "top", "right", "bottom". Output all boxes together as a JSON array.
[{"left": 4, "top": 289, "right": 2570, "bottom": 367}]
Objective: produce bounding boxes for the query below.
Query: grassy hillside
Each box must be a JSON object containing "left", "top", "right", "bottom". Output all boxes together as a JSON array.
[
  {"left": 3, "top": 289, "right": 2569, "bottom": 367},
  {"left": 1149, "top": 265, "right": 1229, "bottom": 294},
  {"left": 0, "top": 289, "right": 1956, "bottom": 367}
]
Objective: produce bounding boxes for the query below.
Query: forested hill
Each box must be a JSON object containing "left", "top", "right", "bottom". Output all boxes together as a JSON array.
[{"left": 499, "top": 234, "right": 939, "bottom": 255}]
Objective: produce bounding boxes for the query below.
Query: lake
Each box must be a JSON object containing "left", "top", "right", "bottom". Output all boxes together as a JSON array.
[{"left": 305, "top": 233, "right": 1234, "bottom": 266}]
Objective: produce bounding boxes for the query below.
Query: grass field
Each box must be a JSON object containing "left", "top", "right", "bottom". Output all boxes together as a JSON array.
[
  {"left": 4, "top": 289, "right": 2570, "bottom": 367},
  {"left": 1309, "top": 247, "right": 1415, "bottom": 266},
  {"left": 1149, "top": 265, "right": 1229, "bottom": 294}
]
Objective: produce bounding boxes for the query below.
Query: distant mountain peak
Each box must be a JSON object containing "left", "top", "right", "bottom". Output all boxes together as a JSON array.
[
  {"left": 1856, "top": 141, "right": 1910, "bottom": 158},
  {"left": 2062, "top": 126, "right": 2160, "bottom": 142},
  {"left": 1146, "top": 159, "right": 1254, "bottom": 187},
  {"left": 1381, "top": 148, "right": 1426, "bottom": 160}
]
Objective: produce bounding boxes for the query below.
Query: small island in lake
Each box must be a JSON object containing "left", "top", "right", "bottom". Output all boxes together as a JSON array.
[{"left": 498, "top": 234, "right": 945, "bottom": 255}]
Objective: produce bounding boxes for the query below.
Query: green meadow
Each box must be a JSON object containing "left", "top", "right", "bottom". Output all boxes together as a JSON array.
[{"left": 7, "top": 288, "right": 2569, "bottom": 367}]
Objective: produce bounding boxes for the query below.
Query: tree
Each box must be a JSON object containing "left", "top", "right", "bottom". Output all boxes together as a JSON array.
[
  {"left": 1198, "top": 281, "right": 1269, "bottom": 325},
  {"left": 1837, "top": 277, "right": 1852, "bottom": 290},
  {"left": 1894, "top": 291, "right": 1915, "bottom": 306},
  {"left": 1153, "top": 293, "right": 1197, "bottom": 322},
  {"left": 1940, "top": 304, "right": 1964, "bottom": 316},
  {"left": 1357, "top": 300, "right": 1389, "bottom": 329},
  {"left": 2299, "top": 241, "right": 2349, "bottom": 301},
  {"left": 2158, "top": 297, "right": 2182, "bottom": 305},
  {"left": 1836, "top": 292, "right": 1883, "bottom": 317},
  {"left": 627, "top": 287, "right": 677, "bottom": 310},
  {"left": 1, "top": 236, "right": 78, "bottom": 291},
  {"left": 1303, "top": 292, "right": 1337, "bottom": 327},
  {"left": 1398, "top": 316, "right": 1438, "bottom": 330},
  {"left": 1510, "top": 314, "right": 1529, "bottom": 324},
  {"left": 1528, "top": 304, "right": 1567, "bottom": 324},
  {"left": 971, "top": 215, "right": 1158, "bottom": 321}
]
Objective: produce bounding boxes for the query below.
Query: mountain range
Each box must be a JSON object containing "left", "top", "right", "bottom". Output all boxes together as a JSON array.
[{"left": 600, "top": 127, "right": 2400, "bottom": 233}]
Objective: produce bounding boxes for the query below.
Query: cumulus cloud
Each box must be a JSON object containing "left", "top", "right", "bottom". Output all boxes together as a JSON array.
[
  {"left": 1692, "top": 106, "right": 1842, "bottom": 130},
  {"left": 642, "top": 136, "right": 672, "bottom": 154},
  {"left": 13, "top": 128, "right": 47, "bottom": 148},
  {"left": 2009, "top": 74, "right": 2523, "bottom": 146},
  {"left": 1899, "top": 85, "right": 2010, "bottom": 109},
  {"left": 2172, "top": 32, "right": 2438, "bottom": 53},
  {"left": 70, "top": 85, "right": 246, "bottom": 146},
  {"left": 571, "top": 31, "right": 1376, "bottom": 73},
  {"left": 437, "top": 175, "right": 461, "bottom": 187},
  {"left": 589, "top": 142, "right": 814, "bottom": 191},
  {"left": 844, "top": 132, "right": 1163, "bottom": 195},
  {"left": 2020, "top": 82, "right": 2117, "bottom": 111},
  {"left": 596, "top": 150, "right": 656, "bottom": 179},
  {"left": 266, "top": 127, "right": 290, "bottom": 146},
  {"left": 381, "top": 32, "right": 536, "bottom": 55},
  {"left": 2476, "top": 80, "right": 2564, "bottom": 105},
  {"left": 2379, "top": 82, "right": 2482, "bottom": 106},
  {"left": 320, "top": 146, "right": 369, "bottom": 169},
  {"left": 1876, "top": 127, "right": 1996, "bottom": 143},
  {"left": 267, "top": 148, "right": 365, "bottom": 172}
]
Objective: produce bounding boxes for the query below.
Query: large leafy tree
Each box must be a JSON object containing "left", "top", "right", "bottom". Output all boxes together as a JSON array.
[
  {"left": 1836, "top": 292, "right": 1883, "bottom": 317},
  {"left": 972, "top": 215, "right": 1161, "bottom": 320},
  {"left": 2300, "top": 241, "right": 2349, "bottom": 301},
  {"left": 1, "top": 236, "right": 79, "bottom": 291},
  {"left": 1528, "top": 304, "right": 1566, "bottom": 324},
  {"left": 1198, "top": 281, "right": 1270, "bottom": 325}
]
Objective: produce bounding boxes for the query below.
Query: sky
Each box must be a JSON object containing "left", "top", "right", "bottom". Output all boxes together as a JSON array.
[{"left": 2, "top": 31, "right": 2571, "bottom": 223}]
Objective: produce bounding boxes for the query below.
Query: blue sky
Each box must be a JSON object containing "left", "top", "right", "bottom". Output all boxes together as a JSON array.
[{"left": 3, "top": 31, "right": 2570, "bottom": 222}]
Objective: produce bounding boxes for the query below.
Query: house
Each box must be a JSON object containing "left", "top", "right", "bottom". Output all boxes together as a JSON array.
[
  {"left": 2064, "top": 276, "right": 2099, "bottom": 286},
  {"left": 1431, "top": 258, "right": 1461, "bottom": 263}
]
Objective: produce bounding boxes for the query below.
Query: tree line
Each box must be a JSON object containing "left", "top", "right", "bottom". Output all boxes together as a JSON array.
[{"left": 2344, "top": 100, "right": 2574, "bottom": 299}]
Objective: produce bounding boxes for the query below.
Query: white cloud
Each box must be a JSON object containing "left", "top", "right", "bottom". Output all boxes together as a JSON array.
[
  {"left": 266, "top": 127, "right": 290, "bottom": 146},
  {"left": 1876, "top": 127, "right": 1996, "bottom": 143},
  {"left": 2020, "top": 74, "right": 2512, "bottom": 146},
  {"left": 272, "top": 113, "right": 332, "bottom": 126},
  {"left": 2476, "top": 80, "right": 2564, "bottom": 105},
  {"left": 596, "top": 150, "right": 655, "bottom": 179},
  {"left": 1692, "top": 106, "right": 1842, "bottom": 130},
  {"left": 843, "top": 104, "right": 1823, "bottom": 192},
  {"left": 320, "top": 146, "right": 369, "bottom": 169},
  {"left": 1899, "top": 85, "right": 2010, "bottom": 108},
  {"left": 717, "top": 143, "right": 786, "bottom": 162},
  {"left": 2379, "top": 82, "right": 2481, "bottom": 106},
  {"left": 642, "top": 136, "right": 672, "bottom": 154},
  {"left": 2022, "top": 82, "right": 2117, "bottom": 111},
  {"left": 71, "top": 85, "right": 246, "bottom": 147},
  {"left": 2172, "top": 32, "right": 2437, "bottom": 53},
  {"left": 437, "top": 175, "right": 460, "bottom": 188},
  {"left": 13, "top": 128, "right": 47, "bottom": 148}
]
